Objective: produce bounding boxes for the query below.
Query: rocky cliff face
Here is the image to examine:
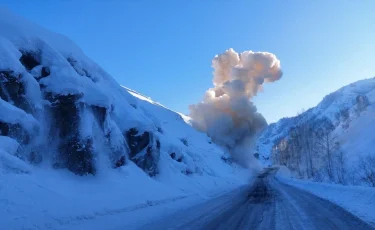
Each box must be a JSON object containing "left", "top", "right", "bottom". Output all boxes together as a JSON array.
[
  {"left": 0, "top": 47, "right": 165, "bottom": 176},
  {"left": 0, "top": 10, "right": 255, "bottom": 230},
  {"left": 0, "top": 8, "right": 205, "bottom": 177}
]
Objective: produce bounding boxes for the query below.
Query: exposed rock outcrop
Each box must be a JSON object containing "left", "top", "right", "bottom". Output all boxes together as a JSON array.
[
  {"left": 125, "top": 128, "right": 160, "bottom": 176},
  {"left": 45, "top": 93, "right": 95, "bottom": 175},
  {"left": 0, "top": 71, "right": 32, "bottom": 113}
]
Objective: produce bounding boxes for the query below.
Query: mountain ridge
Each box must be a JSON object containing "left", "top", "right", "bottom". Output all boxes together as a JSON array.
[{"left": 256, "top": 77, "right": 375, "bottom": 185}]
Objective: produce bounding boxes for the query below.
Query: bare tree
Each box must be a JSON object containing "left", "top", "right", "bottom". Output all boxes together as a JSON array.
[
  {"left": 272, "top": 137, "right": 292, "bottom": 169},
  {"left": 271, "top": 117, "right": 342, "bottom": 182},
  {"left": 346, "top": 167, "right": 360, "bottom": 186},
  {"left": 357, "top": 155, "right": 375, "bottom": 187},
  {"left": 300, "top": 122, "right": 316, "bottom": 178},
  {"left": 335, "top": 151, "right": 347, "bottom": 185},
  {"left": 289, "top": 127, "right": 303, "bottom": 176},
  {"left": 272, "top": 123, "right": 317, "bottom": 178},
  {"left": 315, "top": 121, "right": 339, "bottom": 181}
]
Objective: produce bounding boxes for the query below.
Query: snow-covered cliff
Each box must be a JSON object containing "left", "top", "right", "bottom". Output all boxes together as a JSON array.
[{"left": 0, "top": 8, "right": 250, "bottom": 229}]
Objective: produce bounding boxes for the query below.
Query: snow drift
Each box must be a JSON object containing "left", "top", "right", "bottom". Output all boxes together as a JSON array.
[{"left": 190, "top": 48, "right": 282, "bottom": 167}]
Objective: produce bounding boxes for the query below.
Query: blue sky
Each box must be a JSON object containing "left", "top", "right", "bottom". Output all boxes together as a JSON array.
[{"left": 2, "top": 0, "right": 375, "bottom": 123}]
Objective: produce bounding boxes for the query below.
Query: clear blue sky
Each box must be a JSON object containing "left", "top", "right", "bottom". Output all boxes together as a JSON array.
[{"left": 2, "top": 0, "right": 375, "bottom": 123}]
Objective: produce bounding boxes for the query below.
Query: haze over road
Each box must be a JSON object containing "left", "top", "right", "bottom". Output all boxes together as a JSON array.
[{"left": 140, "top": 168, "right": 374, "bottom": 230}]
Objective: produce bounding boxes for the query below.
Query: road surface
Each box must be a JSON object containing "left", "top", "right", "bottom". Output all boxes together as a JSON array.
[{"left": 140, "top": 168, "right": 374, "bottom": 230}]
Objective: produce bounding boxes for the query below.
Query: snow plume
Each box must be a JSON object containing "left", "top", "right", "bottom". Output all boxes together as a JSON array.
[{"left": 189, "top": 48, "right": 282, "bottom": 167}]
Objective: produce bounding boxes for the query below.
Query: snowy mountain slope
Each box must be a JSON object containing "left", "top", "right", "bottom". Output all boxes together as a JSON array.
[
  {"left": 124, "top": 87, "right": 250, "bottom": 191},
  {"left": 257, "top": 77, "right": 375, "bottom": 183},
  {"left": 0, "top": 8, "right": 250, "bottom": 229}
]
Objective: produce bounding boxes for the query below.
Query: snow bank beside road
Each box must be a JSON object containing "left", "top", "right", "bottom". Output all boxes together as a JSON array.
[
  {"left": 0, "top": 162, "right": 250, "bottom": 230},
  {"left": 279, "top": 177, "right": 375, "bottom": 226}
]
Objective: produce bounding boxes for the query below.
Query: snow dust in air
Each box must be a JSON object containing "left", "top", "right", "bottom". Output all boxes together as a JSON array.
[{"left": 189, "top": 48, "right": 283, "bottom": 167}]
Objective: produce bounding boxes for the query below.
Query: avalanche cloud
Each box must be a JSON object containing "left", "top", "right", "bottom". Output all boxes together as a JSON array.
[{"left": 189, "top": 48, "right": 283, "bottom": 167}]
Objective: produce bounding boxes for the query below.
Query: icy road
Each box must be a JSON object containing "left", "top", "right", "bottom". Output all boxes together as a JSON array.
[{"left": 140, "top": 168, "right": 374, "bottom": 230}]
